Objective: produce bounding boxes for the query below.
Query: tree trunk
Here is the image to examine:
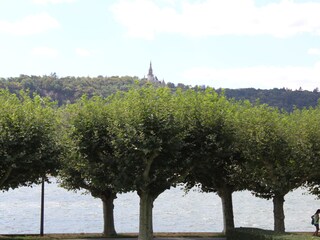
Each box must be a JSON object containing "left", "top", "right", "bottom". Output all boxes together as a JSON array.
[
  {"left": 218, "top": 187, "right": 235, "bottom": 234},
  {"left": 138, "top": 191, "right": 154, "bottom": 240},
  {"left": 0, "top": 166, "right": 13, "bottom": 188},
  {"left": 273, "top": 193, "right": 285, "bottom": 233},
  {"left": 101, "top": 193, "right": 117, "bottom": 237}
]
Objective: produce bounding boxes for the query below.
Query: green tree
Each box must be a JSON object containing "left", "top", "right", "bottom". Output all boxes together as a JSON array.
[
  {"left": 236, "top": 103, "right": 309, "bottom": 232},
  {"left": 58, "top": 96, "right": 118, "bottom": 236},
  {"left": 178, "top": 88, "right": 245, "bottom": 234},
  {"left": 297, "top": 106, "right": 320, "bottom": 197},
  {"left": 107, "top": 86, "right": 185, "bottom": 240},
  {"left": 0, "top": 90, "right": 60, "bottom": 190}
]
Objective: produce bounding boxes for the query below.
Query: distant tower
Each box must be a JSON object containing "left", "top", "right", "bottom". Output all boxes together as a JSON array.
[
  {"left": 146, "top": 61, "right": 165, "bottom": 85},
  {"left": 147, "top": 61, "right": 156, "bottom": 82}
]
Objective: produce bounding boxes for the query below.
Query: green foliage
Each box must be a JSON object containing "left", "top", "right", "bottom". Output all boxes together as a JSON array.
[
  {"left": 58, "top": 85, "right": 187, "bottom": 201},
  {"left": 1, "top": 75, "right": 320, "bottom": 112},
  {"left": 0, "top": 75, "right": 160, "bottom": 106},
  {"left": 0, "top": 90, "right": 60, "bottom": 190},
  {"left": 220, "top": 88, "right": 320, "bottom": 112},
  {"left": 58, "top": 95, "right": 119, "bottom": 198},
  {"left": 299, "top": 106, "right": 320, "bottom": 196},
  {"left": 177, "top": 88, "right": 245, "bottom": 192},
  {"left": 107, "top": 86, "right": 185, "bottom": 196},
  {"left": 235, "top": 103, "right": 308, "bottom": 199}
]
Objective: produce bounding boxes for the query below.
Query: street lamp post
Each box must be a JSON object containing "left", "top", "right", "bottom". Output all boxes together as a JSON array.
[{"left": 40, "top": 177, "right": 45, "bottom": 236}]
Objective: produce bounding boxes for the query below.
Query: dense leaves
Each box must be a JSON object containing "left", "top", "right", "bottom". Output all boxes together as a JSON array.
[
  {"left": 107, "top": 87, "right": 185, "bottom": 195},
  {"left": 59, "top": 96, "right": 117, "bottom": 194},
  {"left": 0, "top": 90, "right": 60, "bottom": 190},
  {"left": 299, "top": 107, "right": 320, "bottom": 197}
]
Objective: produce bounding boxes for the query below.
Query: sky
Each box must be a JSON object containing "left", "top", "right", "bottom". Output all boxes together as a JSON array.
[{"left": 1, "top": 0, "right": 320, "bottom": 90}]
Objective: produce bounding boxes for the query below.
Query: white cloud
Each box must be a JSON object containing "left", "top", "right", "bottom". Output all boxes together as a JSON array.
[
  {"left": 75, "top": 48, "right": 93, "bottom": 57},
  {"left": 31, "top": 47, "right": 59, "bottom": 57},
  {"left": 308, "top": 48, "right": 320, "bottom": 55},
  {"left": 111, "top": 0, "right": 320, "bottom": 39},
  {"left": 180, "top": 63, "right": 320, "bottom": 91},
  {"left": 0, "top": 12, "right": 59, "bottom": 35},
  {"left": 32, "top": 0, "right": 76, "bottom": 4}
]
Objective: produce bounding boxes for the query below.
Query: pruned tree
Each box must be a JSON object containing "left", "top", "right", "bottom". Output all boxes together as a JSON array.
[
  {"left": 107, "top": 86, "right": 185, "bottom": 240},
  {"left": 58, "top": 96, "right": 118, "bottom": 236},
  {"left": 236, "top": 103, "right": 309, "bottom": 232},
  {"left": 177, "top": 88, "right": 246, "bottom": 234},
  {"left": 0, "top": 90, "right": 60, "bottom": 190}
]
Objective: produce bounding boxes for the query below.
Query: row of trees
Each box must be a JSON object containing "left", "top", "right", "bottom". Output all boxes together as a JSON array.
[{"left": 1, "top": 86, "right": 320, "bottom": 240}]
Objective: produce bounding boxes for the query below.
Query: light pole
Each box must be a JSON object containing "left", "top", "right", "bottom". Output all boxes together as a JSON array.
[{"left": 40, "top": 176, "right": 45, "bottom": 236}]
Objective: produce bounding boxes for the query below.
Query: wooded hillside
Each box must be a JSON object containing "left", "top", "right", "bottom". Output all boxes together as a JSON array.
[{"left": 1, "top": 74, "right": 319, "bottom": 111}]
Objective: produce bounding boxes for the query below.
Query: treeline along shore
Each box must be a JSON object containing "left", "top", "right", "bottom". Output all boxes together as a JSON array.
[{"left": 1, "top": 75, "right": 320, "bottom": 240}]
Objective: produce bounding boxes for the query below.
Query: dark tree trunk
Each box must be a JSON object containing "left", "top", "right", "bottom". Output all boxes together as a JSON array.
[
  {"left": 0, "top": 166, "right": 13, "bottom": 188},
  {"left": 218, "top": 187, "right": 235, "bottom": 234},
  {"left": 138, "top": 191, "right": 155, "bottom": 240},
  {"left": 273, "top": 193, "right": 285, "bottom": 233},
  {"left": 101, "top": 192, "right": 117, "bottom": 237}
]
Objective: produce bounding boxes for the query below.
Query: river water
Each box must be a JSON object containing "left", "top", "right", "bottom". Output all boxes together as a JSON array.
[{"left": 0, "top": 179, "right": 318, "bottom": 234}]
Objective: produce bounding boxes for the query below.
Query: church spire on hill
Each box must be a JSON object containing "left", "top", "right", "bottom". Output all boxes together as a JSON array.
[
  {"left": 146, "top": 61, "right": 165, "bottom": 85},
  {"left": 147, "top": 61, "right": 157, "bottom": 82}
]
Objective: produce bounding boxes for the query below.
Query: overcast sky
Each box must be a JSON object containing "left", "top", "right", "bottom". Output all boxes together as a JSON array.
[{"left": 1, "top": 0, "right": 320, "bottom": 90}]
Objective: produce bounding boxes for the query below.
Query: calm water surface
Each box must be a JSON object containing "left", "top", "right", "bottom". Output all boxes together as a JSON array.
[{"left": 0, "top": 179, "right": 318, "bottom": 234}]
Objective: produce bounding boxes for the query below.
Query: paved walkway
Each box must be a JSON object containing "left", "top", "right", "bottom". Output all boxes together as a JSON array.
[{"left": 70, "top": 238, "right": 226, "bottom": 240}]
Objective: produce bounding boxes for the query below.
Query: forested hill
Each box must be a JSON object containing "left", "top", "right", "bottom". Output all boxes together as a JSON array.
[
  {"left": 218, "top": 88, "right": 320, "bottom": 112},
  {"left": 0, "top": 74, "right": 143, "bottom": 106},
  {"left": 1, "top": 74, "right": 320, "bottom": 111}
]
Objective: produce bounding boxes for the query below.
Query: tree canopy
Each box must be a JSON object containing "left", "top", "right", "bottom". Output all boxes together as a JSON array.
[
  {"left": 0, "top": 90, "right": 60, "bottom": 190},
  {"left": 106, "top": 86, "right": 186, "bottom": 240},
  {"left": 177, "top": 88, "right": 246, "bottom": 234},
  {"left": 58, "top": 95, "right": 118, "bottom": 236}
]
